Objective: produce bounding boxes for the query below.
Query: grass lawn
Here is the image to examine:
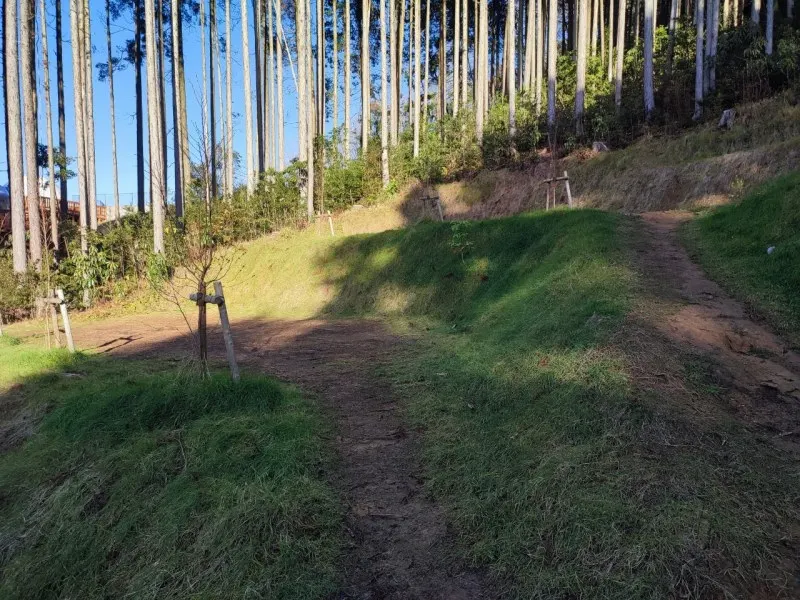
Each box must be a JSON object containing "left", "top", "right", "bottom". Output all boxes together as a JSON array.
[
  {"left": 315, "top": 209, "right": 799, "bottom": 597},
  {"left": 683, "top": 171, "right": 800, "bottom": 349},
  {"left": 0, "top": 338, "right": 341, "bottom": 599}
]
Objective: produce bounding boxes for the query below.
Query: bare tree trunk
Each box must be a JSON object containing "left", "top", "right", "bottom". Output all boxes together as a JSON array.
[
  {"left": 22, "top": 0, "right": 42, "bottom": 268},
  {"left": 667, "top": 0, "right": 677, "bottom": 76},
  {"left": 607, "top": 0, "right": 614, "bottom": 80},
  {"left": 71, "top": 0, "right": 88, "bottom": 253},
  {"left": 200, "top": 0, "right": 211, "bottom": 208},
  {"left": 225, "top": 0, "right": 234, "bottom": 191},
  {"left": 390, "top": 0, "right": 399, "bottom": 142},
  {"left": 254, "top": 0, "right": 264, "bottom": 172},
  {"left": 461, "top": 0, "right": 468, "bottom": 106},
  {"left": 591, "top": 0, "right": 598, "bottom": 55},
  {"left": 441, "top": 0, "right": 446, "bottom": 119},
  {"left": 413, "top": 0, "right": 421, "bottom": 154},
  {"left": 5, "top": 0, "right": 26, "bottom": 272},
  {"left": 535, "top": 0, "right": 542, "bottom": 111},
  {"left": 481, "top": 0, "right": 488, "bottom": 117},
  {"left": 454, "top": 0, "right": 460, "bottom": 113},
  {"left": 106, "top": 0, "right": 121, "bottom": 222},
  {"left": 296, "top": 0, "right": 306, "bottom": 162},
  {"left": 547, "top": 0, "right": 557, "bottom": 131},
  {"left": 476, "top": 0, "right": 484, "bottom": 138},
  {"left": 345, "top": 0, "right": 352, "bottom": 156},
  {"left": 241, "top": 0, "right": 254, "bottom": 190},
  {"left": 751, "top": 0, "right": 759, "bottom": 24},
  {"left": 306, "top": 0, "right": 314, "bottom": 215},
  {"left": 42, "top": 0, "right": 59, "bottom": 246},
  {"left": 422, "top": 0, "right": 430, "bottom": 129},
  {"left": 615, "top": 0, "right": 625, "bottom": 107},
  {"left": 398, "top": 0, "right": 407, "bottom": 131},
  {"left": 210, "top": 0, "right": 218, "bottom": 198},
  {"left": 134, "top": 0, "right": 146, "bottom": 212},
  {"left": 362, "top": 0, "right": 371, "bottom": 152},
  {"left": 146, "top": 0, "right": 166, "bottom": 251},
  {"left": 56, "top": 0, "right": 68, "bottom": 219},
  {"left": 316, "top": 0, "right": 325, "bottom": 140},
  {"left": 524, "top": 0, "right": 534, "bottom": 90},
  {"left": 710, "top": 0, "right": 719, "bottom": 87},
  {"left": 275, "top": 0, "right": 285, "bottom": 170},
  {"left": 643, "top": 0, "right": 654, "bottom": 118},
  {"left": 177, "top": 8, "right": 190, "bottom": 201},
  {"left": 83, "top": 0, "right": 97, "bottom": 231},
  {"left": 694, "top": 0, "right": 704, "bottom": 120},
  {"left": 171, "top": 0, "right": 184, "bottom": 215},
  {"left": 380, "top": 0, "right": 390, "bottom": 186},
  {"left": 600, "top": 0, "right": 605, "bottom": 64},
  {"left": 334, "top": 0, "right": 340, "bottom": 135},
  {"left": 765, "top": 0, "right": 773, "bottom": 54},
  {"left": 509, "top": 0, "right": 517, "bottom": 143},
  {"left": 576, "top": 0, "right": 588, "bottom": 134}
]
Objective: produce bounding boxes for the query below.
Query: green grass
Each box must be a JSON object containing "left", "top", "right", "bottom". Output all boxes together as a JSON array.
[
  {"left": 312, "top": 209, "right": 799, "bottom": 597},
  {"left": 683, "top": 171, "right": 800, "bottom": 349},
  {"left": 0, "top": 345, "right": 341, "bottom": 599}
]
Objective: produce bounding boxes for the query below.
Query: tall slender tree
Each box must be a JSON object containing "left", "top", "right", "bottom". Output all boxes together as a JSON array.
[
  {"left": 535, "top": 0, "right": 542, "bottom": 112},
  {"left": 362, "top": 0, "right": 372, "bottom": 151},
  {"left": 766, "top": 0, "right": 773, "bottom": 54},
  {"left": 413, "top": 0, "right": 421, "bottom": 154},
  {"left": 209, "top": 0, "right": 218, "bottom": 198},
  {"left": 380, "top": 0, "right": 390, "bottom": 186},
  {"left": 5, "top": 0, "right": 27, "bottom": 273},
  {"left": 171, "top": 0, "right": 184, "bottom": 216},
  {"left": 614, "top": 0, "right": 625, "bottom": 107},
  {"left": 422, "top": 0, "right": 430, "bottom": 129},
  {"left": 56, "top": 0, "right": 69, "bottom": 218},
  {"left": 146, "top": 0, "right": 166, "bottom": 251},
  {"left": 275, "top": 0, "right": 284, "bottom": 169},
  {"left": 69, "top": 0, "right": 88, "bottom": 252},
  {"left": 575, "top": 0, "right": 588, "bottom": 134},
  {"left": 345, "top": 0, "right": 352, "bottom": 155},
  {"left": 694, "top": 0, "right": 705, "bottom": 120},
  {"left": 461, "top": 0, "right": 468, "bottom": 106},
  {"left": 643, "top": 0, "right": 654, "bottom": 118},
  {"left": 83, "top": 0, "right": 97, "bottom": 230},
  {"left": 225, "top": 0, "right": 234, "bottom": 191},
  {"left": 22, "top": 0, "right": 43, "bottom": 267},
  {"left": 105, "top": 0, "right": 121, "bottom": 223},
  {"left": 547, "top": 0, "right": 557, "bottom": 132},
  {"left": 42, "top": 0, "right": 59, "bottom": 246},
  {"left": 334, "top": 0, "right": 339, "bottom": 134},
  {"left": 454, "top": 0, "right": 460, "bottom": 113},
  {"left": 509, "top": 0, "right": 517, "bottom": 141},
  {"left": 241, "top": 0, "right": 254, "bottom": 190},
  {"left": 316, "top": 0, "right": 325, "bottom": 138},
  {"left": 134, "top": 0, "right": 146, "bottom": 212}
]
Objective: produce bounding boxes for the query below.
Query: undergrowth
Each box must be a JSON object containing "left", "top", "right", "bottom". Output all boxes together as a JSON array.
[{"left": 0, "top": 345, "right": 341, "bottom": 599}]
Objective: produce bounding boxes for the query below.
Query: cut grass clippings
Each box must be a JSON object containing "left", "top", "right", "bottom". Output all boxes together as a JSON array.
[
  {"left": 683, "top": 170, "right": 800, "bottom": 349},
  {"left": 0, "top": 344, "right": 341, "bottom": 599}
]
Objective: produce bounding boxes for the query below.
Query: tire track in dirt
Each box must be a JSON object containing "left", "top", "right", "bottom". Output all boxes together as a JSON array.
[
  {"left": 633, "top": 212, "right": 800, "bottom": 444},
  {"left": 36, "top": 316, "right": 490, "bottom": 599}
]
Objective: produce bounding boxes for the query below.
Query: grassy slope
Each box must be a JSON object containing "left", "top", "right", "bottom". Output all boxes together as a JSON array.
[
  {"left": 0, "top": 338, "right": 341, "bottom": 599},
  {"left": 224, "top": 209, "right": 799, "bottom": 597},
  {"left": 683, "top": 171, "right": 800, "bottom": 349}
]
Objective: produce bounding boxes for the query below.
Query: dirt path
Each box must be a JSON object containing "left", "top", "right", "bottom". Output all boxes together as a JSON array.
[
  {"left": 634, "top": 212, "right": 800, "bottom": 441},
  {"left": 29, "top": 315, "right": 488, "bottom": 599}
]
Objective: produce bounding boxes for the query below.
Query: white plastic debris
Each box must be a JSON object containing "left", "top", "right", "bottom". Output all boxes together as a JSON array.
[{"left": 767, "top": 246, "right": 776, "bottom": 255}]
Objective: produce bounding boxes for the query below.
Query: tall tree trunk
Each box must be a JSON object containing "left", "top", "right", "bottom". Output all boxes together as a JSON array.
[
  {"left": 608, "top": 0, "right": 614, "bottom": 80},
  {"left": 5, "top": 0, "right": 26, "bottom": 272},
  {"left": 56, "top": 0, "right": 68, "bottom": 220},
  {"left": 242, "top": 0, "right": 254, "bottom": 190},
  {"left": 345, "top": 0, "right": 352, "bottom": 156},
  {"left": 413, "top": 0, "right": 421, "bottom": 154},
  {"left": 171, "top": 0, "right": 184, "bottom": 216},
  {"left": 306, "top": 0, "right": 314, "bottom": 215},
  {"left": 316, "top": 0, "right": 325, "bottom": 139},
  {"left": 481, "top": 0, "right": 488, "bottom": 116},
  {"left": 200, "top": 0, "right": 211, "bottom": 207},
  {"left": 576, "top": 0, "right": 588, "bottom": 134},
  {"left": 254, "top": 0, "right": 264, "bottom": 172},
  {"left": 591, "top": 0, "right": 598, "bottom": 55},
  {"left": 390, "top": 0, "right": 399, "bottom": 142},
  {"left": 42, "top": 0, "right": 59, "bottom": 247},
  {"left": 226, "top": 0, "right": 234, "bottom": 190},
  {"left": 710, "top": 0, "right": 719, "bottom": 87},
  {"left": 146, "top": 0, "right": 166, "bottom": 251},
  {"left": 295, "top": 0, "right": 306, "bottom": 162},
  {"left": 667, "top": 0, "right": 677, "bottom": 76},
  {"left": 441, "top": 0, "right": 446, "bottom": 119},
  {"left": 22, "top": 0, "right": 43, "bottom": 267},
  {"left": 83, "top": 0, "right": 97, "bottom": 231},
  {"left": 461, "top": 0, "right": 468, "bottom": 106},
  {"left": 106, "top": 0, "right": 121, "bottom": 222},
  {"left": 694, "top": 0, "right": 704, "bottom": 120},
  {"left": 398, "top": 0, "right": 407, "bottom": 130},
  {"left": 209, "top": 0, "right": 218, "bottom": 198},
  {"left": 135, "top": 0, "right": 146, "bottom": 212},
  {"left": 524, "top": 0, "right": 534, "bottom": 90},
  {"left": 380, "top": 0, "right": 390, "bottom": 186},
  {"left": 615, "top": 0, "right": 625, "bottom": 106},
  {"left": 362, "top": 0, "right": 371, "bottom": 151},
  {"left": 765, "top": 0, "right": 773, "bottom": 54},
  {"left": 70, "top": 0, "right": 88, "bottom": 253},
  {"left": 600, "top": 0, "right": 605, "bottom": 64},
  {"left": 275, "top": 0, "right": 285, "bottom": 169},
  {"left": 547, "top": 0, "right": 556, "bottom": 132},
  {"left": 422, "top": 0, "right": 430, "bottom": 129},
  {"left": 509, "top": 0, "right": 517, "bottom": 143},
  {"left": 535, "top": 0, "right": 543, "bottom": 111},
  {"left": 476, "top": 0, "right": 484, "bottom": 139},
  {"left": 334, "top": 0, "right": 340, "bottom": 135},
  {"left": 643, "top": 0, "right": 654, "bottom": 118},
  {"left": 454, "top": 0, "right": 460, "bottom": 113},
  {"left": 751, "top": 0, "right": 759, "bottom": 24},
  {"left": 177, "top": 7, "right": 190, "bottom": 200}
]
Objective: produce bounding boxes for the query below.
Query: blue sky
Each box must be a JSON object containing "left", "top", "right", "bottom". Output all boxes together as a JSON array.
[{"left": 1, "top": 0, "right": 366, "bottom": 208}]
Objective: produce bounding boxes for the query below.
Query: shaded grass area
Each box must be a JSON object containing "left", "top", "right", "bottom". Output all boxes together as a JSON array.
[
  {"left": 0, "top": 341, "right": 341, "bottom": 599},
  {"left": 683, "top": 171, "right": 800, "bottom": 350},
  {"left": 317, "top": 210, "right": 800, "bottom": 597}
]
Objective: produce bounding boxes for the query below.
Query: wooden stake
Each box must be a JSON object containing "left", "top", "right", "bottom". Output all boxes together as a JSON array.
[
  {"left": 327, "top": 211, "right": 335, "bottom": 236},
  {"left": 0, "top": 311, "right": 4, "bottom": 336},
  {"left": 213, "top": 281, "right": 240, "bottom": 382},
  {"left": 56, "top": 289, "right": 76, "bottom": 353},
  {"left": 564, "top": 171, "right": 573, "bottom": 208}
]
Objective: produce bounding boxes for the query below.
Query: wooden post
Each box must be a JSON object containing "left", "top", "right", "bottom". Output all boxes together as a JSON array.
[
  {"left": 49, "top": 290, "right": 61, "bottom": 347},
  {"left": 327, "top": 211, "right": 335, "bottom": 236},
  {"left": 213, "top": 281, "right": 240, "bottom": 382},
  {"left": 564, "top": 171, "right": 573, "bottom": 208},
  {"left": 0, "top": 311, "right": 4, "bottom": 336},
  {"left": 197, "top": 281, "right": 208, "bottom": 366},
  {"left": 56, "top": 289, "right": 76, "bottom": 353},
  {"left": 435, "top": 197, "right": 444, "bottom": 221}
]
